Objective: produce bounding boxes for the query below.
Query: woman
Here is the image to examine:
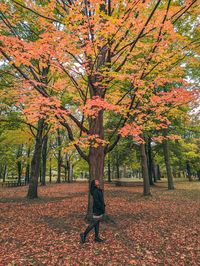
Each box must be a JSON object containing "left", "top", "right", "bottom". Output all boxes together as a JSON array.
[{"left": 80, "top": 179, "right": 105, "bottom": 243}]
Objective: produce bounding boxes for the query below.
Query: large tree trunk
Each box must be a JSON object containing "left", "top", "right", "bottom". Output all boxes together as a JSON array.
[
  {"left": 41, "top": 134, "right": 48, "bottom": 186},
  {"left": 87, "top": 147, "right": 105, "bottom": 219},
  {"left": 85, "top": 40, "right": 108, "bottom": 220},
  {"left": 86, "top": 110, "right": 105, "bottom": 219},
  {"left": 140, "top": 141, "right": 151, "bottom": 196},
  {"left": 27, "top": 119, "right": 44, "bottom": 199},
  {"left": 162, "top": 130, "right": 174, "bottom": 190}
]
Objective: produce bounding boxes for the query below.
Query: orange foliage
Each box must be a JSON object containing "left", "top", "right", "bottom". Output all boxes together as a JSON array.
[{"left": 0, "top": 0, "right": 198, "bottom": 145}]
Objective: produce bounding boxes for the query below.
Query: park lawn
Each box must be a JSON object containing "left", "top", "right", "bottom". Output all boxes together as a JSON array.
[{"left": 0, "top": 181, "right": 199, "bottom": 266}]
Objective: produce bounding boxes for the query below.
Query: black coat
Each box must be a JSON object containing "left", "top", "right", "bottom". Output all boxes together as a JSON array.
[{"left": 92, "top": 187, "right": 105, "bottom": 215}]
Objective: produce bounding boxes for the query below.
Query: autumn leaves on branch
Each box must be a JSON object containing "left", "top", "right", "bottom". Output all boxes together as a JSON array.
[{"left": 0, "top": 0, "right": 199, "bottom": 199}]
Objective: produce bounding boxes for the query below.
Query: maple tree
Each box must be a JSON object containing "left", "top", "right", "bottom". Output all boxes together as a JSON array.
[{"left": 0, "top": 0, "right": 199, "bottom": 212}]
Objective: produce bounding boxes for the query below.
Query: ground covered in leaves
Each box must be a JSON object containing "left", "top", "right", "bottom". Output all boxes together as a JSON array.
[{"left": 0, "top": 180, "right": 200, "bottom": 266}]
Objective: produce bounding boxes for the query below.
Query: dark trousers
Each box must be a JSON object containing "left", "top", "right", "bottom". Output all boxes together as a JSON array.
[{"left": 84, "top": 219, "right": 100, "bottom": 238}]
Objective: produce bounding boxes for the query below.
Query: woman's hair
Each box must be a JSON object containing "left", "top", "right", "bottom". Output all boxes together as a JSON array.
[{"left": 90, "top": 179, "right": 97, "bottom": 195}]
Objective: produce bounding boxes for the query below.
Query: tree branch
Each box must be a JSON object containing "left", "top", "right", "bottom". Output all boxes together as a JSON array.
[
  {"left": 11, "top": 0, "right": 61, "bottom": 23},
  {"left": 59, "top": 120, "right": 89, "bottom": 162},
  {"left": 115, "top": 0, "right": 162, "bottom": 72}
]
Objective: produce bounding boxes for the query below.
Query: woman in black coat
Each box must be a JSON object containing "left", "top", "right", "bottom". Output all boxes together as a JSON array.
[{"left": 80, "top": 179, "right": 105, "bottom": 243}]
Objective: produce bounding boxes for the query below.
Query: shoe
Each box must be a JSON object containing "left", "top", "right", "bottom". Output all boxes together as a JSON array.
[
  {"left": 80, "top": 233, "right": 86, "bottom": 244},
  {"left": 94, "top": 236, "right": 104, "bottom": 242}
]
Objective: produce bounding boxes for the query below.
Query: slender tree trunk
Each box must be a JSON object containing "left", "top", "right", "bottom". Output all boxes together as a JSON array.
[
  {"left": 39, "top": 166, "right": 42, "bottom": 183},
  {"left": 69, "top": 164, "right": 73, "bottom": 183},
  {"left": 123, "top": 165, "right": 127, "bottom": 179},
  {"left": 41, "top": 134, "right": 48, "bottom": 186},
  {"left": 25, "top": 147, "right": 31, "bottom": 184},
  {"left": 17, "top": 161, "right": 22, "bottom": 184},
  {"left": 65, "top": 154, "right": 70, "bottom": 183},
  {"left": 17, "top": 145, "right": 23, "bottom": 184},
  {"left": 147, "top": 137, "right": 157, "bottom": 183},
  {"left": 107, "top": 156, "right": 111, "bottom": 182},
  {"left": 27, "top": 119, "right": 44, "bottom": 199},
  {"left": 156, "top": 164, "right": 161, "bottom": 180},
  {"left": 3, "top": 165, "right": 7, "bottom": 182},
  {"left": 49, "top": 157, "right": 52, "bottom": 183},
  {"left": 162, "top": 130, "right": 174, "bottom": 190},
  {"left": 57, "top": 129, "right": 62, "bottom": 183},
  {"left": 186, "top": 161, "right": 192, "bottom": 182},
  {"left": 116, "top": 154, "right": 120, "bottom": 179},
  {"left": 147, "top": 138, "right": 154, "bottom": 185},
  {"left": 63, "top": 154, "right": 67, "bottom": 182},
  {"left": 0, "top": 165, "right": 2, "bottom": 180},
  {"left": 152, "top": 162, "right": 157, "bottom": 183},
  {"left": 197, "top": 170, "right": 200, "bottom": 181},
  {"left": 64, "top": 165, "right": 67, "bottom": 182},
  {"left": 140, "top": 141, "right": 151, "bottom": 196}
]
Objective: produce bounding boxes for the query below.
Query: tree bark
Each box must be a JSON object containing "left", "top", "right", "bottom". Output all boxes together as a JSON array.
[
  {"left": 64, "top": 159, "right": 67, "bottom": 182},
  {"left": 186, "top": 161, "right": 192, "bottom": 182},
  {"left": 69, "top": 164, "right": 73, "bottom": 182},
  {"left": 140, "top": 141, "right": 151, "bottom": 196},
  {"left": 16, "top": 145, "right": 23, "bottom": 184},
  {"left": 197, "top": 170, "right": 200, "bottom": 181},
  {"left": 107, "top": 155, "right": 111, "bottom": 182},
  {"left": 57, "top": 128, "right": 62, "bottom": 183},
  {"left": 3, "top": 165, "right": 7, "bottom": 182},
  {"left": 66, "top": 154, "right": 72, "bottom": 183},
  {"left": 162, "top": 130, "right": 174, "bottom": 190},
  {"left": 25, "top": 147, "right": 31, "bottom": 184},
  {"left": 116, "top": 153, "right": 120, "bottom": 179},
  {"left": 147, "top": 137, "right": 154, "bottom": 185},
  {"left": 41, "top": 134, "right": 48, "bottom": 186},
  {"left": 156, "top": 164, "right": 161, "bottom": 180},
  {"left": 27, "top": 119, "right": 44, "bottom": 199},
  {"left": 86, "top": 110, "right": 105, "bottom": 219},
  {"left": 152, "top": 162, "right": 157, "bottom": 183},
  {"left": 39, "top": 166, "right": 42, "bottom": 183},
  {"left": 49, "top": 157, "right": 52, "bottom": 183}
]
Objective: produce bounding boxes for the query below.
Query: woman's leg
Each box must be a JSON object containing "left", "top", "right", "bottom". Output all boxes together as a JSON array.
[
  {"left": 84, "top": 219, "right": 99, "bottom": 238},
  {"left": 94, "top": 220, "right": 100, "bottom": 238},
  {"left": 80, "top": 218, "right": 103, "bottom": 243}
]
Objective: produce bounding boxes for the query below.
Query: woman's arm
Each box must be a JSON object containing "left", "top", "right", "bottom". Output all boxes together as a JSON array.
[
  {"left": 93, "top": 189, "right": 104, "bottom": 210},
  {"left": 97, "top": 190, "right": 105, "bottom": 212}
]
